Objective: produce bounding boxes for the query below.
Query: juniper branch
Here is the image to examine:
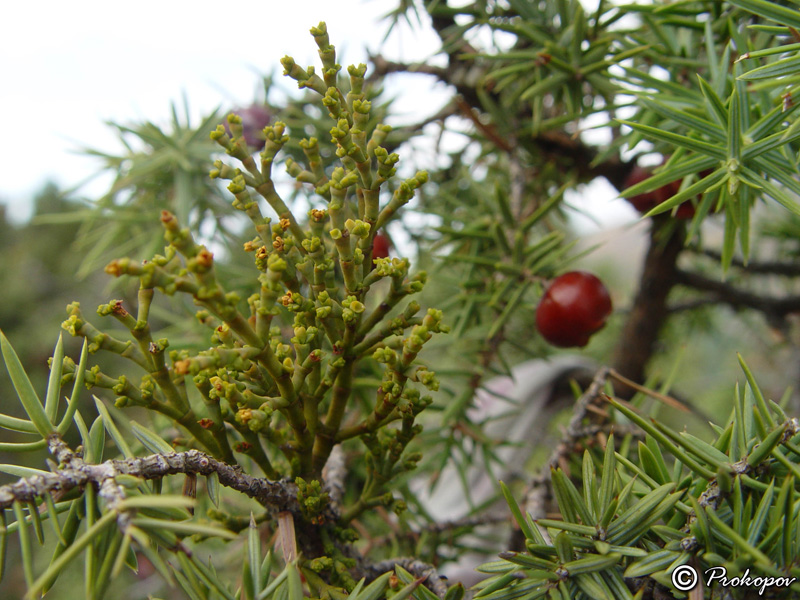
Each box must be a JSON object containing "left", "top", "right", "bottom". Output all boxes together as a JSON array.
[
  {"left": 693, "top": 247, "right": 800, "bottom": 276},
  {"left": 675, "top": 269, "right": 800, "bottom": 317},
  {"left": 0, "top": 434, "right": 304, "bottom": 517},
  {"left": 524, "top": 367, "right": 636, "bottom": 524}
]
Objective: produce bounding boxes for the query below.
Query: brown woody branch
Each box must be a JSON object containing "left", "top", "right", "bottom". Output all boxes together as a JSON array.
[
  {"left": 675, "top": 269, "right": 800, "bottom": 317},
  {"left": 0, "top": 434, "right": 302, "bottom": 516},
  {"left": 525, "top": 367, "right": 614, "bottom": 524},
  {"left": 367, "top": 55, "right": 449, "bottom": 82},
  {"left": 611, "top": 220, "right": 686, "bottom": 386},
  {"left": 693, "top": 248, "right": 800, "bottom": 276}
]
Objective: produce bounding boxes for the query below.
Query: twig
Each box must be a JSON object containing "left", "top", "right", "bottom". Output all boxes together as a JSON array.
[
  {"left": 668, "top": 298, "right": 719, "bottom": 313},
  {"left": 454, "top": 96, "right": 513, "bottom": 153},
  {"left": 0, "top": 434, "right": 303, "bottom": 517},
  {"left": 611, "top": 220, "right": 685, "bottom": 386},
  {"left": 692, "top": 247, "right": 800, "bottom": 277},
  {"left": 675, "top": 269, "right": 800, "bottom": 317},
  {"left": 367, "top": 55, "right": 449, "bottom": 82},
  {"left": 608, "top": 368, "right": 691, "bottom": 413},
  {"left": 392, "top": 101, "right": 462, "bottom": 143},
  {"left": 524, "top": 367, "right": 642, "bottom": 523},
  {"left": 524, "top": 367, "right": 610, "bottom": 523}
]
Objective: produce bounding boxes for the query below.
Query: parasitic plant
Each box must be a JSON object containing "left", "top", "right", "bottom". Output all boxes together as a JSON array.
[{"left": 0, "top": 23, "right": 447, "bottom": 599}]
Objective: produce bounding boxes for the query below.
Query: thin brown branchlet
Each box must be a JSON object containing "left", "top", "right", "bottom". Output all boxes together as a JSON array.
[{"left": 0, "top": 434, "right": 308, "bottom": 519}]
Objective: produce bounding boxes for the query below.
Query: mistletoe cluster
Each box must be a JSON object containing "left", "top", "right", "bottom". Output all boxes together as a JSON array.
[
  {"left": 0, "top": 22, "right": 448, "bottom": 599},
  {"left": 70, "top": 21, "right": 445, "bottom": 509}
]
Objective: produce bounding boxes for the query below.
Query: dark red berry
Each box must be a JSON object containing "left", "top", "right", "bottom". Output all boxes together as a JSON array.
[
  {"left": 622, "top": 160, "right": 699, "bottom": 220},
  {"left": 536, "top": 271, "right": 612, "bottom": 348},
  {"left": 372, "top": 233, "right": 390, "bottom": 260},
  {"left": 673, "top": 201, "right": 696, "bottom": 220},
  {"left": 623, "top": 165, "right": 660, "bottom": 213},
  {"left": 224, "top": 104, "right": 271, "bottom": 150}
]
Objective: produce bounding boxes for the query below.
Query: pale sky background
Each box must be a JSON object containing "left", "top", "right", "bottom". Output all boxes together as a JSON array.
[{"left": 0, "top": 0, "right": 630, "bottom": 230}]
